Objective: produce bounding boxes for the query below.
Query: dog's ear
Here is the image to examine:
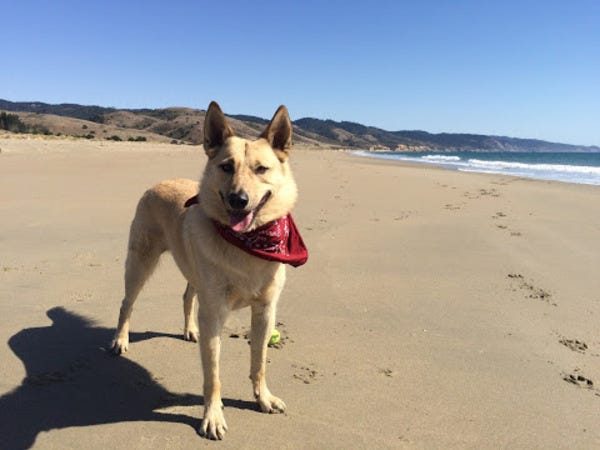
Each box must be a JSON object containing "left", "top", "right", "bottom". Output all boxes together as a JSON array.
[
  {"left": 203, "top": 101, "right": 235, "bottom": 158},
  {"left": 261, "top": 105, "right": 292, "bottom": 162}
]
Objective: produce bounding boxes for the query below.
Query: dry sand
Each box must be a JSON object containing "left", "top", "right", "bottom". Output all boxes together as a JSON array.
[{"left": 1, "top": 137, "right": 599, "bottom": 449}]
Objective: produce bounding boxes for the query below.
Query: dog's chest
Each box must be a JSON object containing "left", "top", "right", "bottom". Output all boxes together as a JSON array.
[
  {"left": 183, "top": 211, "right": 285, "bottom": 306},
  {"left": 224, "top": 259, "right": 283, "bottom": 306}
]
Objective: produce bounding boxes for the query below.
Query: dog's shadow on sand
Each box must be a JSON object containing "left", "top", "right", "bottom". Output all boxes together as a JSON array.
[{"left": 0, "top": 307, "right": 256, "bottom": 449}]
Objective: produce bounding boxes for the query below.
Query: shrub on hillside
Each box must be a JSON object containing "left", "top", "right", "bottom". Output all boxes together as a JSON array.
[
  {"left": 0, "top": 112, "right": 28, "bottom": 133},
  {"left": 0, "top": 112, "right": 50, "bottom": 135}
]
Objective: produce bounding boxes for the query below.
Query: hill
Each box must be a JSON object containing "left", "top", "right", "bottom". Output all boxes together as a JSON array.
[
  {"left": 293, "top": 118, "right": 600, "bottom": 152},
  {"left": 1, "top": 99, "right": 598, "bottom": 152}
]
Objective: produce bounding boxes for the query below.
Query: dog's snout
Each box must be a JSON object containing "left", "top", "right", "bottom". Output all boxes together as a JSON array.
[{"left": 228, "top": 191, "right": 249, "bottom": 210}]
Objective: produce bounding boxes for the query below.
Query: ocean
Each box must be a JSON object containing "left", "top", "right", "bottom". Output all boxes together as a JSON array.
[{"left": 352, "top": 151, "right": 600, "bottom": 186}]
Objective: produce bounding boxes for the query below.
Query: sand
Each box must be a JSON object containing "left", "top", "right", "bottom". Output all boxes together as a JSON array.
[{"left": 1, "top": 137, "right": 599, "bottom": 449}]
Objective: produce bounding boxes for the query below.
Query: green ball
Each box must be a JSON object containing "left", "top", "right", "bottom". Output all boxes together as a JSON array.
[{"left": 269, "top": 329, "right": 281, "bottom": 345}]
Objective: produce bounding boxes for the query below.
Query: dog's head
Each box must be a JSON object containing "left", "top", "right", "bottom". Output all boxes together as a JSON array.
[{"left": 199, "top": 101, "right": 298, "bottom": 232}]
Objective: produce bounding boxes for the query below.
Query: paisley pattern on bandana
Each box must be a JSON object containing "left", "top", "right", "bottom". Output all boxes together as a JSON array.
[
  {"left": 212, "top": 214, "right": 308, "bottom": 267},
  {"left": 184, "top": 195, "right": 308, "bottom": 267}
]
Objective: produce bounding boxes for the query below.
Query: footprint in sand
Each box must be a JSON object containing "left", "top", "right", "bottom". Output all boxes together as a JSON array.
[
  {"left": 559, "top": 338, "right": 588, "bottom": 353},
  {"left": 464, "top": 188, "right": 500, "bottom": 200},
  {"left": 493, "top": 214, "right": 522, "bottom": 236},
  {"left": 562, "top": 371, "right": 594, "bottom": 389},
  {"left": 25, "top": 371, "right": 70, "bottom": 386},
  {"left": 69, "top": 291, "right": 93, "bottom": 303},
  {"left": 292, "top": 364, "right": 321, "bottom": 384},
  {"left": 491, "top": 179, "right": 513, "bottom": 186},
  {"left": 482, "top": 188, "right": 500, "bottom": 197},
  {"left": 436, "top": 183, "right": 456, "bottom": 190},
  {"left": 507, "top": 273, "right": 524, "bottom": 279},
  {"left": 378, "top": 368, "right": 394, "bottom": 377},
  {"left": 394, "top": 211, "right": 411, "bottom": 221},
  {"left": 507, "top": 273, "right": 556, "bottom": 306},
  {"left": 444, "top": 203, "right": 462, "bottom": 211}
]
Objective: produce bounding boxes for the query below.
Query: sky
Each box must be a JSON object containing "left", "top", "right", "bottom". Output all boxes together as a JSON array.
[{"left": 2, "top": 0, "right": 599, "bottom": 145}]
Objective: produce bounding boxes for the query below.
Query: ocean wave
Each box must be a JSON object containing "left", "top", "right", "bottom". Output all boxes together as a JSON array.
[
  {"left": 420, "top": 155, "right": 461, "bottom": 162},
  {"left": 350, "top": 151, "right": 600, "bottom": 185},
  {"left": 467, "top": 159, "right": 600, "bottom": 175}
]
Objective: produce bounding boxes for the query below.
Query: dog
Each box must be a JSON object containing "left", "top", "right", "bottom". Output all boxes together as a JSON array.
[{"left": 110, "top": 102, "right": 307, "bottom": 439}]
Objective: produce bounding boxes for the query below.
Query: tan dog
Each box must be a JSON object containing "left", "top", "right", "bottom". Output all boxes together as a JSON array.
[{"left": 110, "top": 102, "right": 306, "bottom": 439}]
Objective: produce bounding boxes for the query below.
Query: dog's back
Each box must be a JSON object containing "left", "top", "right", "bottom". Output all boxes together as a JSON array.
[{"left": 127, "top": 178, "right": 199, "bottom": 264}]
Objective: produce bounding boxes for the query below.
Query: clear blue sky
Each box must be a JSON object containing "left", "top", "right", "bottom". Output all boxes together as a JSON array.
[{"left": 3, "top": 0, "right": 599, "bottom": 145}]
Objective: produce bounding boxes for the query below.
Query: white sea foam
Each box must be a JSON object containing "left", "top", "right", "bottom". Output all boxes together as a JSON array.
[
  {"left": 466, "top": 159, "right": 600, "bottom": 175},
  {"left": 351, "top": 151, "right": 600, "bottom": 185},
  {"left": 458, "top": 159, "right": 600, "bottom": 185},
  {"left": 420, "top": 155, "right": 461, "bottom": 162},
  {"left": 351, "top": 152, "right": 465, "bottom": 166}
]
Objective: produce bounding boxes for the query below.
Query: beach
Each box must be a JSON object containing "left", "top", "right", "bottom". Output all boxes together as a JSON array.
[{"left": 1, "top": 137, "right": 599, "bottom": 449}]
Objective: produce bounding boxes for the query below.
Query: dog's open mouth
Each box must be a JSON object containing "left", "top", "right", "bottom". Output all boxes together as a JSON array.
[{"left": 227, "top": 191, "right": 271, "bottom": 233}]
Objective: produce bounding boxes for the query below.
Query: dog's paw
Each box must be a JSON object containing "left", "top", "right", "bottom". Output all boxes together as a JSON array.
[
  {"left": 257, "top": 393, "right": 286, "bottom": 414},
  {"left": 183, "top": 326, "right": 199, "bottom": 343},
  {"left": 110, "top": 336, "right": 129, "bottom": 355},
  {"left": 199, "top": 406, "right": 228, "bottom": 440}
]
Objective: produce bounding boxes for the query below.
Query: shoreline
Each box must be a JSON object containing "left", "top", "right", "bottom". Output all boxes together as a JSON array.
[
  {"left": 348, "top": 149, "right": 600, "bottom": 187},
  {"left": 346, "top": 149, "right": 600, "bottom": 193}
]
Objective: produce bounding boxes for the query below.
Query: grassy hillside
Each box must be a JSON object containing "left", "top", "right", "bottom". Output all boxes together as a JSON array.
[{"left": 1, "top": 99, "right": 597, "bottom": 152}]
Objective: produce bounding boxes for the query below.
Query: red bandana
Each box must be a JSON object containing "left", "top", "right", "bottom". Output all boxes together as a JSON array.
[{"left": 184, "top": 196, "right": 308, "bottom": 267}]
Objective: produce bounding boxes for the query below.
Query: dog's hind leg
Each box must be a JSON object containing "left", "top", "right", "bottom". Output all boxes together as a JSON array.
[
  {"left": 111, "top": 229, "right": 164, "bottom": 355},
  {"left": 182, "top": 283, "right": 199, "bottom": 342}
]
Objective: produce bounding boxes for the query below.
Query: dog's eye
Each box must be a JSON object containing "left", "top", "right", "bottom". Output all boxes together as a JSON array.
[
  {"left": 255, "top": 165, "right": 269, "bottom": 175},
  {"left": 220, "top": 163, "right": 234, "bottom": 174}
]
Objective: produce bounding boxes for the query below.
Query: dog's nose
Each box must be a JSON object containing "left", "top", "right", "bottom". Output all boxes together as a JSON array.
[{"left": 228, "top": 191, "right": 249, "bottom": 210}]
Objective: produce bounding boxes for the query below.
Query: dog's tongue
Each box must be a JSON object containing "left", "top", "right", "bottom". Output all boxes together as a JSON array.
[{"left": 229, "top": 210, "right": 254, "bottom": 232}]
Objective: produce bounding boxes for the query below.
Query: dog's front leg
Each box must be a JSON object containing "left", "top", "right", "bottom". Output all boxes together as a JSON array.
[
  {"left": 197, "top": 300, "right": 229, "bottom": 440},
  {"left": 250, "top": 299, "right": 286, "bottom": 414}
]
